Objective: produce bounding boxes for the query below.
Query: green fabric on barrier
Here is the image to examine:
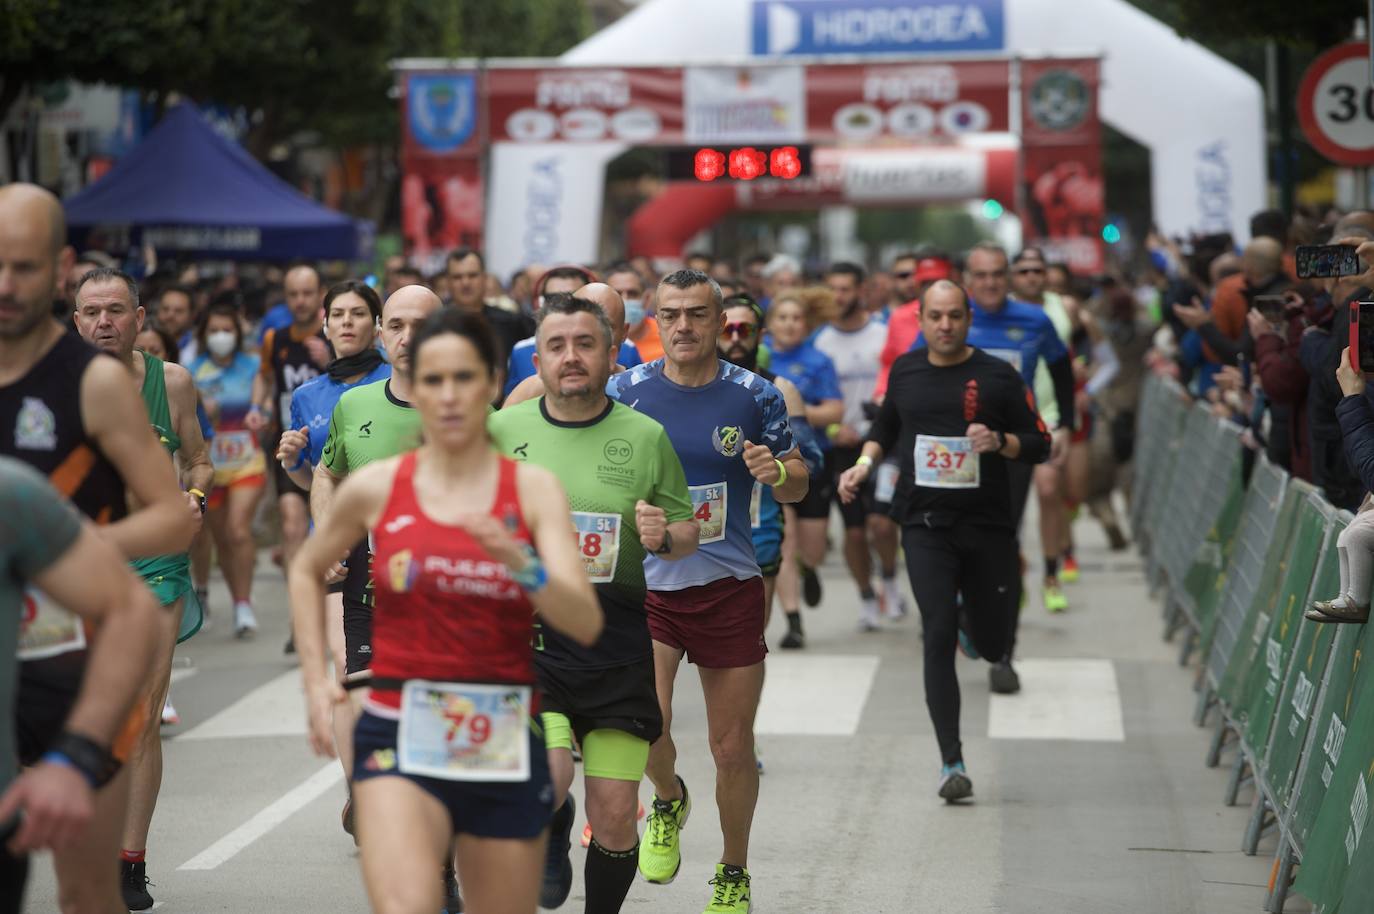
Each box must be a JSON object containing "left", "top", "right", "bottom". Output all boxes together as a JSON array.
[
  {"left": 1260, "top": 516, "right": 1343, "bottom": 816},
  {"left": 1291, "top": 648, "right": 1374, "bottom": 912},
  {"left": 1234, "top": 496, "right": 1328, "bottom": 750},
  {"left": 1288, "top": 594, "right": 1374, "bottom": 856},
  {"left": 1217, "top": 482, "right": 1312, "bottom": 708},
  {"left": 1183, "top": 444, "right": 1247, "bottom": 635}
]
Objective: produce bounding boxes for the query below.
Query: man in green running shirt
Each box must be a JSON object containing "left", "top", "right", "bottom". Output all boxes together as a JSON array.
[
  {"left": 311, "top": 283, "right": 439, "bottom": 848},
  {"left": 492, "top": 294, "right": 699, "bottom": 914},
  {"left": 72, "top": 267, "right": 213, "bottom": 911}
]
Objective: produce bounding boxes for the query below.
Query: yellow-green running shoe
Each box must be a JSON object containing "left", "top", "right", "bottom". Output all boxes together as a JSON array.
[
  {"left": 704, "top": 863, "right": 752, "bottom": 913},
  {"left": 639, "top": 777, "right": 691, "bottom": 884},
  {"left": 1045, "top": 583, "right": 1069, "bottom": 614}
]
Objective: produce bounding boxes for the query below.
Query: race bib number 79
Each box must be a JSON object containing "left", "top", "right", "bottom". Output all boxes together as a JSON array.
[
  {"left": 689, "top": 482, "right": 727, "bottom": 544},
  {"left": 398, "top": 681, "right": 531, "bottom": 782}
]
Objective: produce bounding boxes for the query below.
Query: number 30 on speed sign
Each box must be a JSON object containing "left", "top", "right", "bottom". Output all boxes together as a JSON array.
[{"left": 1300, "top": 42, "right": 1374, "bottom": 166}]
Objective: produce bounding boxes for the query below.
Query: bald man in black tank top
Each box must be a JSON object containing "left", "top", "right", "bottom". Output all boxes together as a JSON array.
[{"left": 0, "top": 182, "right": 199, "bottom": 914}]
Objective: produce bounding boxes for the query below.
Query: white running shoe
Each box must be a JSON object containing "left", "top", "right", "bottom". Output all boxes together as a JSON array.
[
  {"left": 858, "top": 597, "right": 881, "bottom": 632},
  {"left": 881, "top": 579, "right": 909, "bottom": 619},
  {"left": 234, "top": 602, "right": 258, "bottom": 638},
  {"left": 161, "top": 697, "right": 180, "bottom": 726}
]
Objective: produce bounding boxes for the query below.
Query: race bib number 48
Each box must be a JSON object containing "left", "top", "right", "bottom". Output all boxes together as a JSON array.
[
  {"left": 398, "top": 681, "right": 531, "bottom": 782},
  {"left": 915, "top": 436, "right": 979, "bottom": 489},
  {"left": 573, "top": 511, "right": 621, "bottom": 583},
  {"left": 689, "top": 482, "right": 727, "bottom": 544}
]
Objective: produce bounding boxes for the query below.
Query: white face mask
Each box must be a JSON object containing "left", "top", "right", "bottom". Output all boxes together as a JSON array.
[
  {"left": 624, "top": 298, "right": 645, "bottom": 325},
  {"left": 206, "top": 330, "right": 238, "bottom": 358}
]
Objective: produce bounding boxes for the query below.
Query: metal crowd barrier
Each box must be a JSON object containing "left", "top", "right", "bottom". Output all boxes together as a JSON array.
[{"left": 1133, "top": 374, "right": 1374, "bottom": 911}]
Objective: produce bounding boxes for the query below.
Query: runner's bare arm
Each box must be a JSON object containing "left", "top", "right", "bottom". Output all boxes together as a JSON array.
[
  {"left": 290, "top": 461, "right": 392, "bottom": 755},
  {"left": 165, "top": 362, "right": 214, "bottom": 495},
  {"left": 767, "top": 444, "right": 810, "bottom": 504},
  {"left": 804, "top": 397, "right": 844, "bottom": 428},
  {"left": 514, "top": 463, "right": 604, "bottom": 647},
  {"left": 502, "top": 373, "right": 545, "bottom": 408},
  {"left": 81, "top": 356, "right": 197, "bottom": 558},
  {"left": 0, "top": 523, "right": 161, "bottom": 852},
  {"left": 31, "top": 522, "right": 161, "bottom": 745},
  {"left": 310, "top": 462, "right": 345, "bottom": 527},
  {"left": 775, "top": 375, "right": 807, "bottom": 419}
]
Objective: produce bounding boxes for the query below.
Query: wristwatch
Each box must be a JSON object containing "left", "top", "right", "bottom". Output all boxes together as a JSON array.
[{"left": 995, "top": 431, "right": 1007, "bottom": 451}]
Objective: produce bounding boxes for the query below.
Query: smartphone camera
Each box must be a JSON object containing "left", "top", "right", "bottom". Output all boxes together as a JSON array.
[
  {"left": 1252, "top": 294, "right": 1285, "bottom": 324},
  {"left": 1350, "top": 301, "right": 1374, "bottom": 372},
  {"left": 1297, "top": 244, "right": 1361, "bottom": 279}
]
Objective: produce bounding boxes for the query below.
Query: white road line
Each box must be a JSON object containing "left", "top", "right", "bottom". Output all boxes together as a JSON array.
[
  {"left": 987, "top": 658, "right": 1126, "bottom": 742},
  {"left": 178, "top": 670, "right": 305, "bottom": 740},
  {"left": 169, "top": 666, "right": 197, "bottom": 684},
  {"left": 755, "top": 654, "right": 880, "bottom": 735},
  {"left": 178, "top": 763, "right": 343, "bottom": 871}
]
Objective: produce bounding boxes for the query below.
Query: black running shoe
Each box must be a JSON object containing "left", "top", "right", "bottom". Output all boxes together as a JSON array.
[
  {"left": 989, "top": 660, "right": 1021, "bottom": 695},
  {"left": 801, "top": 565, "right": 822, "bottom": 607},
  {"left": 121, "top": 860, "right": 154, "bottom": 911},
  {"left": 540, "top": 795, "right": 576, "bottom": 908},
  {"left": 442, "top": 861, "right": 463, "bottom": 913},
  {"left": 284, "top": 635, "right": 296, "bottom": 655},
  {"left": 780, "top": 629, "right": 805, "bottom": 649}
]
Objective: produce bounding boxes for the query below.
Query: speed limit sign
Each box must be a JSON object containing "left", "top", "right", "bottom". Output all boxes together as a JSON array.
[{"left": 1299, "top": 42, "right": 1374, "bottom": 166}]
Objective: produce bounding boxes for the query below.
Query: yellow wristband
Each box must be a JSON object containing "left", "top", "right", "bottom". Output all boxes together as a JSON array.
[
  {"left": 825, "top": 423, "right": 842, "bottom": 441},
  {"left": 770, "top": 458, "right": 788, "bottom": 488},
  {"left": 855, "top": 455, "right": 874, "bottom": 468},
  {"left": 187, "top": 488, "right": 206, "bottom": 499}
]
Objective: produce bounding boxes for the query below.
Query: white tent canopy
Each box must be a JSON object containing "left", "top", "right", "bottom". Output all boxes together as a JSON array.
[{"left": 562, "top": 0, "right": 1265, "bottom": 242}]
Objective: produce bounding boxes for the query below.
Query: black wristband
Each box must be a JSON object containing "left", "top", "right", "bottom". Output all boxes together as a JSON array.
[
  {"left": 654, "top": 529, "right": 674, "bottom": 555},
  {"left": 50, "top": 731, "right": 121, "bottom": 789},
  {"left": 995, "top": 430, "right": 1007, "bottom": 451}
]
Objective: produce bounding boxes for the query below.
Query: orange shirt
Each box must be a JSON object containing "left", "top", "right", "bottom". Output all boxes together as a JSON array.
[
  {"left": 874, "top": 299, "right": 921, "bottom": 400},
  {"left": 631, "top": 317, "right": 664, "bottom": 362}
]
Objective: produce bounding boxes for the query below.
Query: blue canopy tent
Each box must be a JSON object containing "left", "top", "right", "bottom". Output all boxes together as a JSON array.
[{"left": 63, "top": 103, "right": 367, "bottom": 261}]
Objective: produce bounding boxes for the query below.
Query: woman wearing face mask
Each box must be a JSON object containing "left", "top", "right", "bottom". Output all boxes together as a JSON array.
[{"left": 189, "top": 299, "right": 268, "bottom": 639}]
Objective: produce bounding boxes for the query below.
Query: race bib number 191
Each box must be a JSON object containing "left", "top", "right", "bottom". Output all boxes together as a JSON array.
[
  {"left": 914, "top": 436, "right": 979, "bottom": 489},
  {"left": 689, "top": 482, "right": 727, "bottom": 543},
  {"left": 572, "top": 511, "right": 620, "bottom": 583},
  {"left": 398, "top": 681, "right": 531, "bottom": 782}
]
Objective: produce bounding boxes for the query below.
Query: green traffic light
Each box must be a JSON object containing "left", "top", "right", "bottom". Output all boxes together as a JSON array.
[{"left": 981, "top": 199, "right": 1004, "bottom": 220}]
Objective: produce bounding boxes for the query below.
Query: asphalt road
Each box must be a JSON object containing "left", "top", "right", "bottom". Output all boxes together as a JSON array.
[{"left": 21, "top": 506, "right": 1288, "bottom": 913}]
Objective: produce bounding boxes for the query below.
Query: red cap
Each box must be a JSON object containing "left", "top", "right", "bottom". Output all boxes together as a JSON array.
[{"left": 913, "top": 257, "right": 953, "bottom": 283}]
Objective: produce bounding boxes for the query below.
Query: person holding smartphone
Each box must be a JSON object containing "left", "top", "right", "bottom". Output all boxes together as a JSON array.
[{"left": 1249, "top": 287, "right": 1316, "bottom": 482}]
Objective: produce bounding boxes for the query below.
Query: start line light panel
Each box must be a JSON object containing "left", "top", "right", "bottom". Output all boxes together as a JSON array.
[{"left": 666, "top": 145, "right": 813, "bottom": 182}]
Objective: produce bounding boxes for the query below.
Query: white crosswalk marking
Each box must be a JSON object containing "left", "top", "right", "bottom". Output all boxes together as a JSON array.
[
  {"left": 177, "top": 670, "right": 306, "bottom": 740},
  {"left": 755, "top": 654, "right": 880, "bottom": 735},
  {"left": 178, "top": 763, "right": 344, "bottom": 871},
  {"left": 987, "top": 658, "right": 1126, "bottom": 742}
]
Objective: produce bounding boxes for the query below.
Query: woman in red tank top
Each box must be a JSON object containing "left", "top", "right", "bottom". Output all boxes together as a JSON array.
[{"left": 289, "top": 308, "right": 602, "bottom": 914}]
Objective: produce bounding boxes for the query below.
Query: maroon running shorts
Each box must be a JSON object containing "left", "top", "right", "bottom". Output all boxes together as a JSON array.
[{"left": 646, "top": 575, "right": 767, "bottom": 669}]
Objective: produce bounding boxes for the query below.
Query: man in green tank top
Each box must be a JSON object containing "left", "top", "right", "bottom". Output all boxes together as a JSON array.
[
  {"left": 73, "top": 268, "right": 213, "bottom": 911},
  {"left": 491, "top": 294, "right": 698, "bottom": 913}
]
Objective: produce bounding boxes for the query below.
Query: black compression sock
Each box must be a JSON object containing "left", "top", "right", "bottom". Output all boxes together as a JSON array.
[
  {"left": 785, "top": 610, "right": 803, "bottom": 632},
  {"left": 1044, "top": 557, "right": 1059, "bottom": 579},
  {"left": 584, "top": 838, "right": 638, "bottom": 914},
  {"left": 859, "top": 587, "right": 876, "bottom": 600}
]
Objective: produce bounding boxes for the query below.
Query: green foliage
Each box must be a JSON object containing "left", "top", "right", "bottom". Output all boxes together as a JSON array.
[
  {"left": 1129, "top": 0, "right": 1366, "bottom": 49},
  {"left": 0, "top": 0, "right": 591, "bottom": 148}
]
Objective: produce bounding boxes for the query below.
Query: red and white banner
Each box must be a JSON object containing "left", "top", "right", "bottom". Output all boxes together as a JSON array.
[
  {"left": 487, "top": 67, "right": 685, "bottom": 145},
  {"left": 805, "top": 60, "right": 1010, "bottom": 144},
  {"left": 1019, "top": 58, "right": 1104, "bottom": 274},
  {"left": 400, "top": 72, "right": 483, "bottom": 266}
]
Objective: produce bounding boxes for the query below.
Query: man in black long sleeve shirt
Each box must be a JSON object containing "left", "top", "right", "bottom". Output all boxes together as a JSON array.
[{"left": 840, "top": 280, "right": 1050, "bottom": 803}]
